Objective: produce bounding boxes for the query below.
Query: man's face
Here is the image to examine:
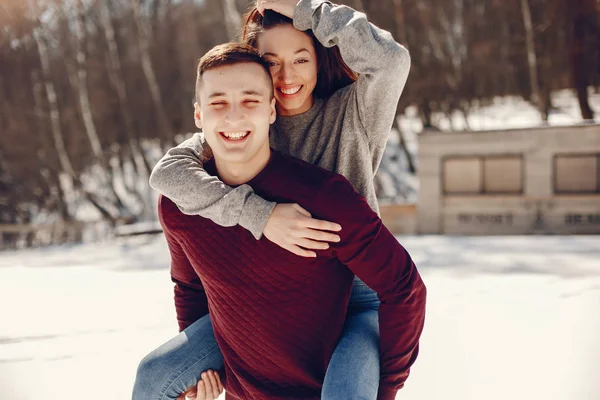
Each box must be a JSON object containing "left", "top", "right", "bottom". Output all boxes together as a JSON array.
[{"left": 195, "top": 62, "right": 276, "bottom": 166}]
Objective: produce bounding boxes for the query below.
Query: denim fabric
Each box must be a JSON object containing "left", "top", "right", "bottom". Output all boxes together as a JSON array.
[
  {"left": 132, "top": 314, "right": 223, "bottom": 400},
  {"left": 133, "top": 277, "right": 380, "bottom": 399}
]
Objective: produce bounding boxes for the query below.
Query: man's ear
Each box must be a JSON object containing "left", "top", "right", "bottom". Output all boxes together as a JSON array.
[
  {"left": 269, "top": 97, "right": 276, "bottom": 124},
  {"left": 194, "top": 102, "right": 202, "bottom": 130}
]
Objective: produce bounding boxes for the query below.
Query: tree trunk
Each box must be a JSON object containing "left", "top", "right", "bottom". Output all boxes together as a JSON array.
[
  {"left": 391, "top": 0, "right": 408, "bottom": 44},
  {"left": 74, "top": 1, "right": 105, "bottom": 165},
  {"left": 73, "top": 0, "right": 132, "bottom": 219},
  {"left": 520, "top": 0, "right": 541, "bottom": 111},
  {"left": 101, "top": 0, "right": 152, "bottom": 176},
  {"left": 568, "top": 0, "right": 595, "bottom": 121},
  {"left": 33, "top": 27, "right": 77, "bottom": 181},
  {"left": 223, "top": 0, "right": 241, "bottom": 40},
  {"left": 32, "top": 60, "right": 118, "bottom": 224},
  {"left": 133, "top": 0, "right": 173, "bottom": 147}
]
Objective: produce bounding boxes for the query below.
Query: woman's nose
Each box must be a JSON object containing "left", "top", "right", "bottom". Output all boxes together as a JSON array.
[{"left": 280, "top": 63, "right": 295, "bottom": 83}]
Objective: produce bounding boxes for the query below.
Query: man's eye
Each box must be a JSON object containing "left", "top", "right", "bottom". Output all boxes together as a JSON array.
[
  {"left": 210, "top": 102, "right": 226, "bottom": 106},
  {"left": 244, "top": 100, "right": 259, "bottom": 105}
]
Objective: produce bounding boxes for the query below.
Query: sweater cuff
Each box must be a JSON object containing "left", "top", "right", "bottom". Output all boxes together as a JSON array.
[
  {"left": 377, "top": 385, "right": 398, "bottom": 400},
  {"left": 238, "top": 194, "right": 276, "bottom": 240},
  {"left": 293, "top": 0, "right": 329, "bottom": 31}
]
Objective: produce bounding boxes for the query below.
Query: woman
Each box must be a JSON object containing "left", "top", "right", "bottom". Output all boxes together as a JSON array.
[{"left": 136, "top": 0, "right": 410, "bottom": 398}]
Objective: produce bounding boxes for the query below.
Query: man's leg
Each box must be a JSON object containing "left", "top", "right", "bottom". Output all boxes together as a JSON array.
[
  {"left": 132, "top": 314, "right": 224, "bottom": 400},
  {"left": 321, "top": 278, "right": 380, "bottom": 400}
]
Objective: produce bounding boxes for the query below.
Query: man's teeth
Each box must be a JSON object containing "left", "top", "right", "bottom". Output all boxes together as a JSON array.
[
  {"left": 223, "top": 131, "right": 249, "bottom": 140},
  {"left": 280, "top": 86, "right": 302, "bottom": 95}
]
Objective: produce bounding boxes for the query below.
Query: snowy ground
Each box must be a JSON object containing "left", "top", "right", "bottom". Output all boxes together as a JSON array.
[{"left": 1, "top": 234, "right": 599, "bottom": 400}]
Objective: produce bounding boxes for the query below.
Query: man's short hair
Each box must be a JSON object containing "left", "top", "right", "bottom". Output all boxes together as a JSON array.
[{"left": 195, "top": 43, "right": 274, "bottom": 104}]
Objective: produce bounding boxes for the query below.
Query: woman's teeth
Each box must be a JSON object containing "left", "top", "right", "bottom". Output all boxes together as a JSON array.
[
  {"left": 223, "top": 131, "right": 249, "bottom": 140},
  {"left": 279, "top": 86, "right": 302, "bottom": 95}
]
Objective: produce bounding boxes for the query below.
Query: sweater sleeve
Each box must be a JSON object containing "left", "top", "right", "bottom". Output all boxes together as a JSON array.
[
  {"left": 314, "top": 175, "right": 426, "bottom": 400},
  {"left": 149, "top": 133, "right": 276, "bottom": 239},
  {"left": 294, "top": 0, "right": 410, "bottom": 149},
  {"left": 158, "top": 195, "right": 210, "bottom": 331}
]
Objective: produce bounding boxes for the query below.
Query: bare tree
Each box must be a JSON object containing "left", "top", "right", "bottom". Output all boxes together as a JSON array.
[
  {"left": 566, "top": 0, "right": 596, "bottom": 120},
  {"left": 521, "top": 0, "right": 541, "bottom": 113},
  {"left": 133, "top": 0, "right": 174, "bottom": 147},
  {"left": 224, "top": 0, "right": 242, "bottom": 40},
  {"left": 100, "top": 0, "right": 152, "bottom": 176}
]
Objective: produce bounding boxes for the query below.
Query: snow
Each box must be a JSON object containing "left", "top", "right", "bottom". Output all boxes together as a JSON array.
[
  {"left": 375, "top": 89, "right": 600, "bottom": 203},
  {"left": 1, "top": 234, "right": 599, "bottom": 400}
]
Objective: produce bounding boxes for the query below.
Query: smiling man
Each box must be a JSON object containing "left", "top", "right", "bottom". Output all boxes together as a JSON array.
[{"left": 137, "top": 43, "right": 426, "bottom": 400}]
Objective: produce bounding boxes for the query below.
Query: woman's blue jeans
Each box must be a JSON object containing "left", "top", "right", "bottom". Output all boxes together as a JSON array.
[{"left": 132, "top": 278, "right": 380, "bottom": 399}]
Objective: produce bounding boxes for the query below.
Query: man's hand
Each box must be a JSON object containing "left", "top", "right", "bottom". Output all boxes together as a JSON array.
[
  {"left": 263, "top": 203, "right": 342, "bottom": 257},
  {"left": 176, "top": 370, "right": 224, "bottom": 400},
  {"left": 256, "top": 0, "right": 298, "bottom": 19}
]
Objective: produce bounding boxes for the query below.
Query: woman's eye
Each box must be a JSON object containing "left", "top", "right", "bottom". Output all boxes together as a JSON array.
[
  {"left": 296, "top": 59, "right": 309, "bottom": 64},
  {"left": 267, "top": 61, "right": 278, "bottom": 67},
  {"left": 244, "top": 100, "right": 259, "bottom": 105},
  {"left": 210, "top": 102, "right": 226, "bottom": 107}
]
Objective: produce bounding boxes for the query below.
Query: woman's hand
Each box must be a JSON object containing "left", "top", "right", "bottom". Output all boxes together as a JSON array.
[
  {"left": 263, "top": 203, "right": 342, "bottom": 258},
  {"left": 177, "top": 370, "right": 223, "bottom": 400},
  {"left": 256, "top": 0, "right": 298, "bottom": 19}
]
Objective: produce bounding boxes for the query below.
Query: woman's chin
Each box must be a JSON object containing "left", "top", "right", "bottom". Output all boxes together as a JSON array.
[{"left": 276, "top": 96, "right": 313, "bottom": 116}]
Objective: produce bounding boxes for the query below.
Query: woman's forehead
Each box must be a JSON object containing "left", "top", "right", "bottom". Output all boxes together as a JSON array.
[{"left": 257, "top": 25, "right": 314, "bottom": 55}]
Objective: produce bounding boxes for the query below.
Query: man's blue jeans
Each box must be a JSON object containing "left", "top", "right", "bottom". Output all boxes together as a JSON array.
[{"left": 132, "top": 278, "right": 380, "bottom": 399}]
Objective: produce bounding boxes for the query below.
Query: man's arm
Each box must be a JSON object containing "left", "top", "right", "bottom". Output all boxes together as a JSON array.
[
  {"left": 158, "top": 195, "right": 209, "bottom": 331},
  {"left": 314, "top": 175, "right": 427, "bottom": 400}
]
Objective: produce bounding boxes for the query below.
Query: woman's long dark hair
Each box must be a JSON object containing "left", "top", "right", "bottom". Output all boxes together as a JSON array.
[{"left": 241, "top": 8, "right": 357, "bottom": 99}]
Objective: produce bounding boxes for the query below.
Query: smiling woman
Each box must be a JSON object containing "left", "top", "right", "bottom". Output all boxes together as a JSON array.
[{"left": 258, "top": 24, "right": 319, "bottom": 116}]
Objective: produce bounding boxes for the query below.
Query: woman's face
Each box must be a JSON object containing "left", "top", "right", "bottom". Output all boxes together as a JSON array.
[{"left": 257, "top": 24, "right": 318, "bottom": 117}]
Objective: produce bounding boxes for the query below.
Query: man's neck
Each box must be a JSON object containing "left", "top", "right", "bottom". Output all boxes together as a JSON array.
[{"left": 214, "top": 147, "right": 272, "bottom": 186}]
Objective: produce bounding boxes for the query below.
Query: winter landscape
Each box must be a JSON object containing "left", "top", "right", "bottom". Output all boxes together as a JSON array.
[
  {"left": 2, "top": 90, "right": 600, "bottom": 400},
  {"left": 2, "top": 234, "right": 600, "bottom": 400},
  {"left": 3, "top": 0, "right": 600, "bottom": 399}
]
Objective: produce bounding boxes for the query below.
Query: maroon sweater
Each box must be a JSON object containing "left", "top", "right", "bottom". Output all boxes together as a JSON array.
[{"left": 158, "top": 150, "right": 426, "bottom": 400}]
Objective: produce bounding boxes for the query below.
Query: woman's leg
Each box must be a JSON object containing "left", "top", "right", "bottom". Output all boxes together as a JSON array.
[
  {"left": 321, "top": 278, "right": 381, "bottom": 400},
  {"left": 132, "top": 314, "right": 224, "bottom": 400}
]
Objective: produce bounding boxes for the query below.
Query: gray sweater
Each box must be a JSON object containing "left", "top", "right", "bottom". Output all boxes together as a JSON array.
[{"left": 149, "top": 0, "right": 410, "bottom": 239}]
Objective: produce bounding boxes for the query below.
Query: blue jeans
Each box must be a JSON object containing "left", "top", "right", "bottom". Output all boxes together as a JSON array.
[{"left": 132, "top": 278, "right": 380, "bottom": 399}]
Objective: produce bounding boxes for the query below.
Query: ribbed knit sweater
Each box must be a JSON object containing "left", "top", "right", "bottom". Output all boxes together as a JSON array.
[{"left": 158, "top": 151, "right": 426, "bottom": 400}]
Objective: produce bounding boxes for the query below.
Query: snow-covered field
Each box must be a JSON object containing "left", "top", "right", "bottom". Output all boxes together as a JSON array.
[{"left": 1, "top": 234, "right": 599, "bottom": 400}]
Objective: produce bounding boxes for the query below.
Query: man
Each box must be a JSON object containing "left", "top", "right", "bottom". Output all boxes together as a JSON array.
[{"left": 150, "top": 43, "right": 425, "bottom": 399}]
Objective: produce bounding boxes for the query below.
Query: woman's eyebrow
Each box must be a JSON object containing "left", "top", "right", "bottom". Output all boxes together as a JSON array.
[{"left": 262, "top": 48, "right": 311, "bottom": 57}]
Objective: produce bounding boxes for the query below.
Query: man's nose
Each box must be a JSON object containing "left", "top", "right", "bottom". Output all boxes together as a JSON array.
[{"left": 225, "top": 104, "right": 244, "bottom": 123}]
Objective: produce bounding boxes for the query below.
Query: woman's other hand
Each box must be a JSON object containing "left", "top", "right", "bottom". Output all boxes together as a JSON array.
[
  {"left": 257, "top": 0, "right": 298, "bottom": 19},
  {"left": 177, "top": 370, "right": 224, "bottom": 400},
  {"left": 264, "top": 203, "right": 342, "bottom": 258}
]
